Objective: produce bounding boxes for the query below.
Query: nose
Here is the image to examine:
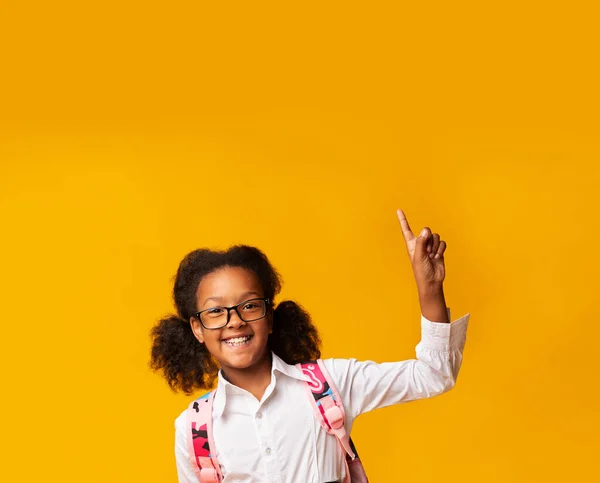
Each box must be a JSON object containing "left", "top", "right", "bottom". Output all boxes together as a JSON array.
[{"left": 226, "top": 307, "right": 246, "bottom": 328}]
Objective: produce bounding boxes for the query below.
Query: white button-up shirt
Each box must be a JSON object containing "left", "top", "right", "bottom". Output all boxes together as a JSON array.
[{"left": 175, "top": 312, "right": 470, "bottom": 483}]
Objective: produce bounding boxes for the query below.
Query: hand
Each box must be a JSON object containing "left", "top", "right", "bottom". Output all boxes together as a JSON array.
[{"left": 396, "top": 209, "right": 447, "bottom": 290}]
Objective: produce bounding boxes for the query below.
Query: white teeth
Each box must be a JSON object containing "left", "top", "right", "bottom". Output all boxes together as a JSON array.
[{"left": 223, "top": 336, "right": 252, "bottom": 347}]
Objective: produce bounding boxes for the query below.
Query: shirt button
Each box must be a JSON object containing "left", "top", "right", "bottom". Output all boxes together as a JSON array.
[
  {"left": 256, "top": 412, "right": 263, "bottom": 419},
  {"left": 265, "top": 447, "right": 271, "bottom": 455}
]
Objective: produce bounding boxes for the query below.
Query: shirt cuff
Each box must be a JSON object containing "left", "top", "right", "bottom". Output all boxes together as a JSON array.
[{"left": 420, "top": 311, "right": 470, "bottom": 352}]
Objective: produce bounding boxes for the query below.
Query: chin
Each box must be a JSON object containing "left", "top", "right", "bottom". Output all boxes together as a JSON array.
[
  {"left": 222, "top": 355, "right": 252, "bottom": 368},
  {"left": 217, "top": 346, "right": 269, "bottom": 371}
]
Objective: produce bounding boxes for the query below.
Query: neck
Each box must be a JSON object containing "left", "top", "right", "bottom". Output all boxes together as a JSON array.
[{"left": 221, "top": 351, "right": 273, "bottom": 401}]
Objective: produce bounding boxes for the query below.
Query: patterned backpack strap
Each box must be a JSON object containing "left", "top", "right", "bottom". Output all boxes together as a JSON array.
[
  {"left": 298, "top": 360, "right": 356, "bottom": 459},
  {"left": 186, "top": 390, "right": 223, "bottom": 483},
  {"left": 299, "top": 360, "right": 369, "bottom": 483}
]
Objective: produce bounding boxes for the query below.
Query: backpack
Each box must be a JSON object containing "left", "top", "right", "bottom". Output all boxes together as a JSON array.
[{"left": 186, "top": 359, "right": 369, "bottom": 483}]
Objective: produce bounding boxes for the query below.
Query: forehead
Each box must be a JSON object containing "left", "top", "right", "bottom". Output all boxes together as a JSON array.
[{"left": 196, "top": 266, "right": 262, "bottom": 300}]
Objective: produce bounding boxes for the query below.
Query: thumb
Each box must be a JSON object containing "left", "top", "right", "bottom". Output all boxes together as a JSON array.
[{"left": 415, "top": 227, "right": 430, "bottom": 261}]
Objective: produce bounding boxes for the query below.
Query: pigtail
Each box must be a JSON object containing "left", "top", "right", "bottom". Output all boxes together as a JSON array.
[
  {"left": 269, "top": 300, "right": 321, "bottom": 364},
  {"left": 149, "top": 315, "right": 218, "bottom": 394}
]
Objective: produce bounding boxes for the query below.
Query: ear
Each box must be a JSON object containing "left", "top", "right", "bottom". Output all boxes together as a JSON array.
[{"left": 190, "top": 317, "right": 205, "bottom": 344}]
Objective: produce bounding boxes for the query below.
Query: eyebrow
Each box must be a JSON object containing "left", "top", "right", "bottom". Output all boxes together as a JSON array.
[{"left": 202, "top": 291, "right": 262, "bottom": 306}]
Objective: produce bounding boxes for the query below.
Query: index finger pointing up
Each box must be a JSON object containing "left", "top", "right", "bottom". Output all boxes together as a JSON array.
[{"left": 397, "top": 209, "right": 416, "bottom": 242}]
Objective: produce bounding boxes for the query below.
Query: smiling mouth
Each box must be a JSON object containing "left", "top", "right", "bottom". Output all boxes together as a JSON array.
[{"left": 222, "top": 335, "right": 254, "bottom": 348}]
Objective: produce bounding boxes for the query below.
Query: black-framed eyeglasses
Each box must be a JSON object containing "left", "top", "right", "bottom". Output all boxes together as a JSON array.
[{"left": 194, "top": 297, "right": 271, "bottom": 330}]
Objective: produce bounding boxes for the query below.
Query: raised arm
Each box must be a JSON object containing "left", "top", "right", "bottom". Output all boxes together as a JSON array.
[
  {"left": 397, "top": 208, "right": 449, "bottom": 323},
  {"left": 321, "top": 210, "right": 470, "bottom": 422}
]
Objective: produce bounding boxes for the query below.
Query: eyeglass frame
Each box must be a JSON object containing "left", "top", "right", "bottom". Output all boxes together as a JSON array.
[{"left": 193, "top": 297, "right": 272, "bottom": 330}]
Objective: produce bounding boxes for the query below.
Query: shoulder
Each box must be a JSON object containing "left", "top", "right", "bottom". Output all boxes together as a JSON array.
[
  {"left": 321, "top": 357, "right": 391, "bottom": 388},
  {"left": 321, "top": 357, "right": 360, "bottom": 377},
  {"left": 319, "top": 357, "right": 362, "bottom": 387},
  {"left": 175, "top": 406, "right": 189, "bottom": 432},
  {"left": 174, "top": 391, "right": 212, "bottom": 431}
]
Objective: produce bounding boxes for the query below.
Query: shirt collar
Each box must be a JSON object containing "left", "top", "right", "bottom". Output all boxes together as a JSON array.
[
  {"left": 212, "top": 351, "right": 310, "bottom": 419},
  {"left": 271, "top": 351, "right": 311, "bottom": 382}
]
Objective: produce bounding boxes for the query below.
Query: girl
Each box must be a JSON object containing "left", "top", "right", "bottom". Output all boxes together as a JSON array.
[{"left": 150, "top": 209, "right": 470, "bottom": 482}]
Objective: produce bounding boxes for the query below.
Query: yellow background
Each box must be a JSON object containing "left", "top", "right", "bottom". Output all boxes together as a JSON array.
[{"left": 1, "top": 1, "right": 599, "bottom": 482}]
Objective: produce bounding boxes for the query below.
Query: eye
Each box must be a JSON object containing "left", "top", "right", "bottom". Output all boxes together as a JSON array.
[
  {"left": 207, "top": 307, "right": 224, "bottom": 316},
  {"left": 243, "top": 302, "right": 258, "bottom": 310}
]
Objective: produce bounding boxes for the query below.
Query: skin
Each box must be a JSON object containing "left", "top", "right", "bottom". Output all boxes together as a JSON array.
[
  {"left": 397, "top": 208, "right": 449, "bottom": 323},
  {"left": 190, "top": 266, "right": 274, "bottom": 400}
]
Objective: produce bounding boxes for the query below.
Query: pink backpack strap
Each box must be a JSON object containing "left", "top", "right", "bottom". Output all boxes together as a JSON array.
[
  {"left": 186, "top": 391, "right": 223, "bottom": 483},
  {"left": 299, "top": 360, "right": 355, "bottom": 458},
  {"left": 298, "top": 359, "right": 369, "bottom": 482}
]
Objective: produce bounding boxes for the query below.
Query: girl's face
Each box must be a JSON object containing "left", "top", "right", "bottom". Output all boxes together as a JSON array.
[{"left": 190, "top": 266, "right": 273, "bottom": 373}]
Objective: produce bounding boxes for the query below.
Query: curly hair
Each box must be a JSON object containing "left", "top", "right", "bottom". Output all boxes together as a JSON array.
[{"left": 149, "top": 245, "right": 321, "bottom": 395}]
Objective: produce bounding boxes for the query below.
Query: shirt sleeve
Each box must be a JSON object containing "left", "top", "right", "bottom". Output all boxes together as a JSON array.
[
  {"left": 174, "top": 409, "right": 199, "bottom": 483},
  {"left": 322, "top": 312, "right": 470, "bottom": 422}
]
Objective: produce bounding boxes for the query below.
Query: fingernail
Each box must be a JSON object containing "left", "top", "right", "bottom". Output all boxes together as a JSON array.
[{"left": 420, "top": 229, "right": 427, "bottom": 237}]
